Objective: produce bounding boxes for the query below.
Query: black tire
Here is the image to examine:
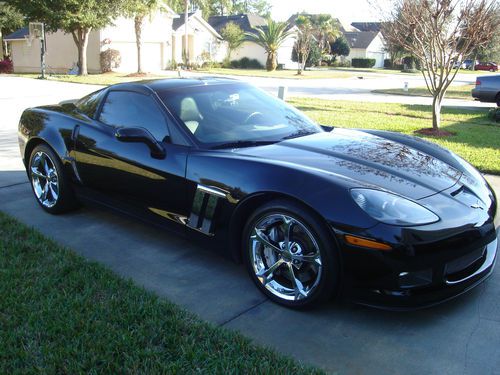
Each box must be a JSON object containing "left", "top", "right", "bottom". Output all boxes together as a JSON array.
[
  {"left": 242, "top": 199, "right": 340, "bottom": 308},
  {"left": 28, "top": 144, "right": 79, "bottom": 214},
  {"left": 496, "top": 93, "right": 500, "bottom": 107}
]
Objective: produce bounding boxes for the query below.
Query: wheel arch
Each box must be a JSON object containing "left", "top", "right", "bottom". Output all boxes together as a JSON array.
[{"left": 24, "top": 137, "right": 63, "bottom": 168}]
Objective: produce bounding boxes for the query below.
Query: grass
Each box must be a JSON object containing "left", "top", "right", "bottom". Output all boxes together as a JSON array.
[
  {"left": 373, "top": 84, "right": 475, "bottom": 100},
  {"left": 187, "top": 68, "right": 358, "bottom": 79},
  {"left": 0, "top": 211, "right": 323, "bottom": 374},
  {"left": 288, "top": 98, "right": 500, "bottom": 175}
]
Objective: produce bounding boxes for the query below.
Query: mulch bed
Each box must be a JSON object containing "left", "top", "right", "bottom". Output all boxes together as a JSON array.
[{"left": 414, "top": 128, "right": 456, "bottom": 137}]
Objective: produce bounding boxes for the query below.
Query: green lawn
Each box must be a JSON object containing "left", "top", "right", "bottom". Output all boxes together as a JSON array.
[
  {"left": 0, "top": 211, "right": 322, "bottom": 374},
  {"left": 288, "top": 98, "right": 500, "bottom": 175},
  {"left": 373, "top": 84, "right": 475, "bottom": 100},
  {"left": 185, "top": 68, "right": 358, "bottom": 79}
]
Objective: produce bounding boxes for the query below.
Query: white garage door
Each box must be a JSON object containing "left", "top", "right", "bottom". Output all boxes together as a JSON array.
[{"left": 367, "top": 51, "right": 385, "bottom": 68}]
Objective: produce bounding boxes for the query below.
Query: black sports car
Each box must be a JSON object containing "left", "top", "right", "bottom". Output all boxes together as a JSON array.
[{"left": 18, "top": 77, "right": 498, "bottom": 309}]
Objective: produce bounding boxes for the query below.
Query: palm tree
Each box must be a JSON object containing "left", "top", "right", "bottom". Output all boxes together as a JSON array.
[
  {"left": 125, "top": 0, "right": 160, "bottom": 74},
  {"left": 246, "top": 19, "right": 293, "bottom": 71},
  {"left": 311, "top": 14, "right": 341, "bottom": 55}
]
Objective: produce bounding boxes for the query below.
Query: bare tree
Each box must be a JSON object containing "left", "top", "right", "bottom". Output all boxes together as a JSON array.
[
  {"left": 294, "top": 15, "right": 314, "bottom": 75},
  {"left": 383, "top": 0, "right": 498, "bottom": 132}
]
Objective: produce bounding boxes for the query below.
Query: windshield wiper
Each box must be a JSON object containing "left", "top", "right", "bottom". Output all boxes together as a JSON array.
[{"left": 212, "top": 140, "right": 279, "bottom": 150}]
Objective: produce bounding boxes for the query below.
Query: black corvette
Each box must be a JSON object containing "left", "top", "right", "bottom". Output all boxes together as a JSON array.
[{"left": 18, "top": 77, "right": 498, "bottom": 309}]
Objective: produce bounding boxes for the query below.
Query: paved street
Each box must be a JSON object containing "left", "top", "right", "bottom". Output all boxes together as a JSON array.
[
  {"left": 181, "top": 70, "right": 493, "bottom": 108},
  {"left": 1, "top": 75, "right": 499, "bottom": 374}
]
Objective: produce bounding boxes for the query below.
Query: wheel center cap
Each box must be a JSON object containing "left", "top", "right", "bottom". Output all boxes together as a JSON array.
[{"left": 282, "top": 251, "right": 292, "bottom": 262}]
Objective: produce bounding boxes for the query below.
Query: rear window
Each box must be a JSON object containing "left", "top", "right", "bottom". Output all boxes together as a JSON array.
[{"left": 76, "top": 89, "right": 105, "bottom": 118}]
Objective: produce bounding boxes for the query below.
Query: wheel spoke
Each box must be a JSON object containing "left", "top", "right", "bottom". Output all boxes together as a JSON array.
[
  {"left": 251, "top": 228, "right": 281, "bottom": 253},
  {"left": 280, "top": 215, "right": 294, "bottom": 250},
  {"left": 31, "top": 166, "right": 46, "bottom": 179},
  {"left": 41, "top": 182, "right": 49, "bottom": 201},
  {"left": 49, "top": 182, "right": 58, "bottom": 200},
  {"left": 256, "top": 258, "right": 285, "bottom": 285},
  {"left": 42, "top": 155, "right": 51, "bottom": 176},
  {"left": 292, "top": 253, "right": 322, "bottom": 266},
  {"left": 287, "top": 263, "right": 308, "bottom": 300}
]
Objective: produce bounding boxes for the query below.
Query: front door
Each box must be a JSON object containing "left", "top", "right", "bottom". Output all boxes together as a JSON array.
[{"left": 73, "top": 89, "right": 190, "bottom": 229}]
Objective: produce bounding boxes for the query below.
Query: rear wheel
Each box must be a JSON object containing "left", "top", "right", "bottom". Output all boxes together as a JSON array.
[
  {"left": 29, "top": 144, "right": 79, "bottom": 214},
  {"left": 243, "top": 199, "right": 339, "bottom": 308}
]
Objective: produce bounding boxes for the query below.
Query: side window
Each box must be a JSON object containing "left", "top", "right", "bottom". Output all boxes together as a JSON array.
[
  {"left": 99, "top": 91, "right": 169, "bottom": 141},
  {"left": 76, "top": 89, "right": 104, "bottom": 118}
]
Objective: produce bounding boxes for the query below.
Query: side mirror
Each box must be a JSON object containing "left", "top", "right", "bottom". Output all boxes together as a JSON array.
[
  {"left": 115, "top": 127, "right": 166, "bottom": 159},
  {"left": 320, "top": 125, "right": 334, "bottom": 132}
]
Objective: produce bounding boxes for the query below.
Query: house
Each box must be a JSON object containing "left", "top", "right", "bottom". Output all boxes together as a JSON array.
[
  {"left": 208, "top": 14, "right": 297, "bottom": 69},
  {"left": 343, "top": 30, "right": 387, "bottom": 68},
  {"left": 4, "top": 5, "right": 224, "bottom": 74},
  {"left": 171, "top": 10, "right": 226, "bottom": 65},
  {"left": 4, "top": 6, "right": 177, "bottom": 74},
  {"left": 350, "top": 22, "right": 383, "bottom": 32}
]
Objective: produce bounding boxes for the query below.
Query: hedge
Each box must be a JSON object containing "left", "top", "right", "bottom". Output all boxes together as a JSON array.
[
  {"left": 351, "top": 58, "right": 376, "bottom": 68},
  {"left": 230, "top": 57, "right": 263, "bottom": 69}
]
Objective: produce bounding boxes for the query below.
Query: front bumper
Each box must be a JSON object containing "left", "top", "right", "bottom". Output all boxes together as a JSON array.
[
  {"left": 347, "top": 237, "right": 497, "bottom": 310},
  {"left": 337, "top": 199, "right": 498, "bottom": 310}
]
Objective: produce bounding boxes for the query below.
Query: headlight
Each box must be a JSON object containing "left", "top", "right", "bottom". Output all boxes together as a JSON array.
[{"left": 351, "top": 189, "right": 439, "bottom": 226}]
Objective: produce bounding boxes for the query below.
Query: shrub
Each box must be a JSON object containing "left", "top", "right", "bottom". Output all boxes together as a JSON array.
[
  {"left": 167, "top": 60, "right": 178, "bottom": 70},
  {"left": 384, "top": 59, "right": 392, "bottom": 68},
  {"left": 351, "top": 58, "right": 376, "bottom": 68},
  {"left": 0, "top": 58, "right": 13, "bottom": 74},
  {"left": 402, "top": 56, "right": 421, "bottom": 70},
  {"left": 228, "top": 57, "right": 263, "bottom": 69},
  {"left": 100, "top": 49, "right": 121, "bottom": 73},
  {"left": 247, "top": 58, "right": 263, "bottom": 69},
  {"left": 239, "top": 57, "right": 251, "bottom": 68},
  {"left": 330, "top": 36, "right": 350, "bottom": 58},
  {"left": 331, "top": 59, "right": 351, "bottom": 67}
]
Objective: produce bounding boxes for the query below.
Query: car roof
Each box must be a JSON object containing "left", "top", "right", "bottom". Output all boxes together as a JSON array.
[{"left": 109, "top": 76, "right": 242, "bottom": 94}]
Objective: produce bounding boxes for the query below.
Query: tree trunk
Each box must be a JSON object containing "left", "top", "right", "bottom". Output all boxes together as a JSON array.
[
  {"left": 71, "top": 27, "right": 90, "bottom": 76},
  {"left": 135, "top": 15, "right": 144, "bottom": 74},
  {"left": 184, "top": 0, "right": 189, "bottom": 66},
  {"left": 432, "top": 93, "right": 442, "bottom": 130},
  {"left": 266, "top": 52, "right": 277, "bottom": 71}
]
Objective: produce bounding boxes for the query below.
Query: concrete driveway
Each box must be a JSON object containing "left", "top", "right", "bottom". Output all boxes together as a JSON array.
[{"left": 1, "top": 76, "right": 499, "bottom": 374}]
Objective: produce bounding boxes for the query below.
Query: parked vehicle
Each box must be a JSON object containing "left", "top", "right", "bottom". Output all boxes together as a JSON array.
[
  {"left": 474, "top": 62, "right": 498, "bottom": 72},
  {"left": 472, "top": 74, "right": 500, "bottom": 106},
  {"left": 462, "top": 59, "right": 477, "bottom": 70},
  {"left": 18, "top": 78, "right": 498, "bottom": 310}
]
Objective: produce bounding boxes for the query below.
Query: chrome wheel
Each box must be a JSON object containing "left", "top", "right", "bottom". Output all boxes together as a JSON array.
[
  {"left": 249, "top": 214, "right": 323, "bottom": 301},
  {"left": 30, "top": 151, "right": 59, "bottom": 208}
]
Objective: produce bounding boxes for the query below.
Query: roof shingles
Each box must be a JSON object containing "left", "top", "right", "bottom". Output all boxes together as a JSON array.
[
  {"left": 343, "top": 31, "right": 379, "bottom": 49},
  {"left": 4, "top": 27, "right": 29, "bottom": 41}
]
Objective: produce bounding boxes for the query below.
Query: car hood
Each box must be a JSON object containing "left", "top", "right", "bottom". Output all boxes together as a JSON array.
[{"left": 232, "top": 129, "right": 462, "bottom": 200}]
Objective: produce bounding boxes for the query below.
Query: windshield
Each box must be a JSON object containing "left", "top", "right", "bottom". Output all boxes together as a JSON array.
[{"left": 158, "top": 83, "right": 322, "bottom": 148}]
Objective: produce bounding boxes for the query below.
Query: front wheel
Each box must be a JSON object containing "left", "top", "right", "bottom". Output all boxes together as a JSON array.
[{"left": 243, "top": 199, "right": 339, "bottom": 308}]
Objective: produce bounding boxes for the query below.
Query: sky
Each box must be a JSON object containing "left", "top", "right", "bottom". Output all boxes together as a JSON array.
[{"left": 269, "top": 0, "right": 391, "bottom": 24}]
